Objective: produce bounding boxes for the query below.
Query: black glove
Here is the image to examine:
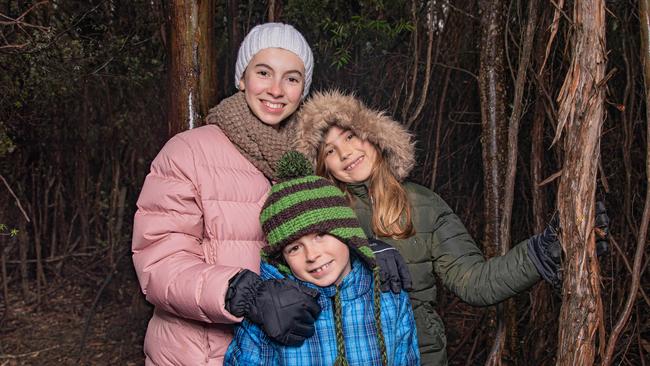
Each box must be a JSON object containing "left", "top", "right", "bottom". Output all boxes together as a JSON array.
[
  {"left": 368, "top": 239, "right": 413, "bottom": 293},
  {"left": 528, "top": 201, "right": 611, "bottom": 290},
  {"left": 225, "top": 269, "right": 322, "bottom": 345},
  {"left": 595, "top": 201, "right": 610, "bottom": 257},
  {"left": 527, "top": 212, "right": 562, "bottom": 290}
]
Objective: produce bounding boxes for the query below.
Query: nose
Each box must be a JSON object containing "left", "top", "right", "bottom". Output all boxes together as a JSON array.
[
  {"left": 267, "top": 78, "right": 283, "bottom": 98},
  {"left": 304, "top": 243, "right": 322, "bottom": 263},
  {"left": 339, "top": 146, "right": 352, "bottom": 161}
]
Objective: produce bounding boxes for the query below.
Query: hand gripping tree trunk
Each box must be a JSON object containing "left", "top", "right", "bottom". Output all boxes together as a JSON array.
[
  {"left": 554, "top": 0, "right": 607, "bottom": 364},
  {"left": 166, "top": 0, "right": 217, "bottom": 137}
]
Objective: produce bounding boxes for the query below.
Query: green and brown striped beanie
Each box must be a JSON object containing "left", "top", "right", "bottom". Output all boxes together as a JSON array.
[{"left": 260, "top": 151, "right": 376, "bottom": 273}]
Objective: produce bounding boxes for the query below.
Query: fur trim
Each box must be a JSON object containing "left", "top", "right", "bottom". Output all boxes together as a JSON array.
[{"left": 295, "top": 90, "right": 415, "bottom": 181}]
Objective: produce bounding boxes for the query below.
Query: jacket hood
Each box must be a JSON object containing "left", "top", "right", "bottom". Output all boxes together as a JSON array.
[{"left": 294, "top": 90, "right": 415, "bottom": 181}]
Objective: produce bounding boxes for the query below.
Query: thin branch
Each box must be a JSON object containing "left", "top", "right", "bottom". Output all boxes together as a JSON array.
[
  {"left": 540, "top": 0, "right": 566, "bottom": 74},
  {"left": 0, "top": 174, "right": 30, "bottom": 223},
  {"left": 609, "top": 237, "right": 650, "bottom": 307},
  {"left": 407, "top": 0, "right": 437, "bottom": 128},
  {"left": 0, "top": 1, "right": 50, "bottom": 31},
  {"left": 602, "top": 1, "right": 650, "bottom": 361}
]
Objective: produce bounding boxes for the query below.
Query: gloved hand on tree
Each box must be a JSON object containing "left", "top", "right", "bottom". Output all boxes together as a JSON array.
[{"left": 527, "top": 201, "right": 610, "bottom": 290}]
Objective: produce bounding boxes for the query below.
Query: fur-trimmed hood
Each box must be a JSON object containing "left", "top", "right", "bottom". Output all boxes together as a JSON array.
[{"left": 294, "top": 90, "right": 415, "bottom": 181}]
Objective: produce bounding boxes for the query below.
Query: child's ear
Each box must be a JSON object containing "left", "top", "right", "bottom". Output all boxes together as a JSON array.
[{"left": 238, "top": 77, "right": 246, "bottom": 91}]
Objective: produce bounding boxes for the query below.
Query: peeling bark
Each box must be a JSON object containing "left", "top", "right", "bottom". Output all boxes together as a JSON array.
[{"left": 555, "top": 0, "right": 607, "bottom": 364}]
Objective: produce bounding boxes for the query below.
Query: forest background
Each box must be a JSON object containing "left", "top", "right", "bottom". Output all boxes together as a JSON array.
[{"left": 0, "top": 0, "right": 648, "bottom": 365}]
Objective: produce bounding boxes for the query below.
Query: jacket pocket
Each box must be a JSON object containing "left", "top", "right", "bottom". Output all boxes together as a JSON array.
[{"left": 413, "top": 304, "right": 447, "bottom": 353}]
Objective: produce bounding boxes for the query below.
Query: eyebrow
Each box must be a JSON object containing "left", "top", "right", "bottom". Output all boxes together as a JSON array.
[
  {"left": 253, "top": 63, "right": 304, "bottom": 77},
  {"left": 324, "top": 129, "right": 347, "bottom": 147}
]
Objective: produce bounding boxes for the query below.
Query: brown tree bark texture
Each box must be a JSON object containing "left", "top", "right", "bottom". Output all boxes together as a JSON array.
[
  {"left": 478, "top": 0, "right": 514, "bottom": 364},
  {"left": 167, "top": 0, "right": 217, "bottom": 137},
  {"left": 555, "top": 0, "right": 606, "bottom": 364}
]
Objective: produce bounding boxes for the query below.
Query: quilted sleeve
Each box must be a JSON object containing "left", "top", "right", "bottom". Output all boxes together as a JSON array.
[
  {"left": 429, "top": 192, "right": 541, "bottom": 306},
  {"left": 132, "top": 134, "right": 242, "bottom": 324}
]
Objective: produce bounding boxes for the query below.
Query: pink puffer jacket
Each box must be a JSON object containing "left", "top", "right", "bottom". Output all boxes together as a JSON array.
[{"left": 132, "top": 124, "right": 270, "bottom": 365}]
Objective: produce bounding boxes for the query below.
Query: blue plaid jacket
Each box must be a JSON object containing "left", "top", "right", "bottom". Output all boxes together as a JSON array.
[{"left": 224, "top": 259, "right": 420, "bottom": 365}]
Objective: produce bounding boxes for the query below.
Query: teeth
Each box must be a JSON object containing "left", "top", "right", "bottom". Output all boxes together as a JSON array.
[
  {"left": 263, "top": 101, "right": 283, "bottom": 109},
  {"left": 311, "top": 262, "right": 330, "bottom": 273},
  {"left": 346, "top": 156, "right": 363, "bottom": 171}
]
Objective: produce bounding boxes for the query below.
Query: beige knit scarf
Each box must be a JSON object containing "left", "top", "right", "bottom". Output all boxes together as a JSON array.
[{"left": 206, "top": 92, "right": 297, "bottom": 180}]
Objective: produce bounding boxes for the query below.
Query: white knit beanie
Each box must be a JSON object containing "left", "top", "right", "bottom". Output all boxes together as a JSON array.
[{"left": 235, "top": 23, "right": 314, "bottom": 99}]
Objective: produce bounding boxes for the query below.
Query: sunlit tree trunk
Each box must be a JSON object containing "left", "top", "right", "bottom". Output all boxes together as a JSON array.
[
  {"left": 555, "top": 0, "right": 607, "bottom": 364},
  {"left": 166, "top": 0, "right": 217, "bottom": 137}
]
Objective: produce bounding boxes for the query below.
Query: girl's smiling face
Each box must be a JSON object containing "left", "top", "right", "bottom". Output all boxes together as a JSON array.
[
  {"left": 322, "top": 126, "right": 379, "bottom": 184},
  {"left": 238, "top": 48, "right": 305, "bottom": 126}
]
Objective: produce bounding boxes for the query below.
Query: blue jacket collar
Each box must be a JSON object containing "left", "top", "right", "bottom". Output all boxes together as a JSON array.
[{"left": 260, "top": 258, "right": 372, "bottom": 302}]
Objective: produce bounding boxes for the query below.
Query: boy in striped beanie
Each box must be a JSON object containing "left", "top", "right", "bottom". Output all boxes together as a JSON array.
[{"left": 225, "top": 151, "right": 420, "bottom": 366}]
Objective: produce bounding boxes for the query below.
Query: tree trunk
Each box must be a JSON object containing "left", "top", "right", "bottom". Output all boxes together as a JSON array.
[
  {"left": 555, "top": 0, "right": 607, "bottom": 364},
  {"left": 478, "top": 0, "right": 513, "bottom": 364},
  {"left": 526, "top": 76, "right": 555, "bottom": 366},
  {"left": 226, "top": 0, "right": 240, "bottom": 97},
  {"left": 166, "top": 0, "right": 217, "bottom": 137},
  {"left": 525, "top": 5, "right": 556, "bottom": 364}
]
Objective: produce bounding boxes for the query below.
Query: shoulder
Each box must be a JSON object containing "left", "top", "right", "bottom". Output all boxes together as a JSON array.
[
  {"left": 150, "top": 125, "right": 240, "bottom": 178},
  {"left": 156, "top": 125, "right": 231, "bottom": 161},
  {"left": 403, "top": 182, "right": 448, "bottom": 207},
  {"left": 173, "top": 125, "right": 232, "bottom": 150}
]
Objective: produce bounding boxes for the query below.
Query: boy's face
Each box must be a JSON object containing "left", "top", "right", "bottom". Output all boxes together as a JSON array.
[
  {"left": 282, "top": 233, "right": 352, "bottom": 287},
  {"left": 238, "top": 47, "right": 305, "bottom": 127}
]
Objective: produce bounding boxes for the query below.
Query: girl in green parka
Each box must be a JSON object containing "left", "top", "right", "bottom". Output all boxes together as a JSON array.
[{"left": 294, "top": 90, "right": 608, "bottom": 365}]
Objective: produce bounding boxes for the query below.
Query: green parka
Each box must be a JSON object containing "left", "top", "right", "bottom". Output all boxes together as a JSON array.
[
  {"left": 295, "top": 90, "right": 542, "bottom": 365},
  {"left": 348, "top": 181, "right": 540, "bottom": 365}
]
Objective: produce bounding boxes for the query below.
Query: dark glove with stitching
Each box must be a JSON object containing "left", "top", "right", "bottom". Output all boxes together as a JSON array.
[
  {"left": 368, "top": 239, "right": 413, "bottom": 293},
  {"left": 528, "top": 201, "right": 611, "bottom": 290},
  {"left": 225, "top": 269, "right": 321, "bottom": 345},
  {"left": 527, "top": 212, "right": 562, "bottom": 290}
]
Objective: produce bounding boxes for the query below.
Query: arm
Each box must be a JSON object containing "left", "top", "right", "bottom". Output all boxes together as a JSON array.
[
  {"left": 393, "top": 292, "right": 421, "bottom": 366},
  {"left": 429, "top": 193, "right": 540, "bottom": 306},
  {"left": 224, "top": 320, "right": 278, "bottom": 366},
  {"left": 132, "top": 135, "right": 241, "bottom": 324}
]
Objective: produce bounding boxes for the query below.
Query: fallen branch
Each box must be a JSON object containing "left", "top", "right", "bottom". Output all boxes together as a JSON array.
[{"left": 0, "top": 345, "right": 61, "bottom": 359}]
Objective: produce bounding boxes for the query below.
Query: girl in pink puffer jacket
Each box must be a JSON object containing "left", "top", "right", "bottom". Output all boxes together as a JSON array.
[{"left": 131, "top": 23, "right": 321, "bottom": 365}]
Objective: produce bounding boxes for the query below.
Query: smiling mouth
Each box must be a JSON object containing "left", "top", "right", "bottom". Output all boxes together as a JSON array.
[
  {"left": 262, "top": 100, "right": 285, "bottom": 110},
  {"left": 345, "top": 156, "right": 364, "bottom": 171},
  {"left": 309, "top": 260, "right": 333, "bottom": 274}
]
